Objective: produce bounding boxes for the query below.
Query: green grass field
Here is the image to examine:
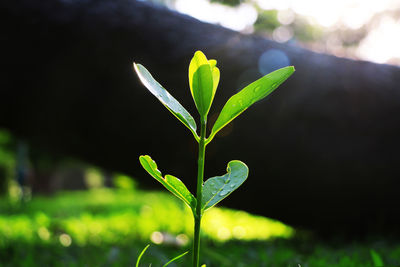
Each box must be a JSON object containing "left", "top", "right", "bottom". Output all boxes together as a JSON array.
[{"left": 0, "top": 188, "right": 399, "bottom": 266}]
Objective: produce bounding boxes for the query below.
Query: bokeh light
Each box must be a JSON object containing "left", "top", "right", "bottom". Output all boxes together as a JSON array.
[
  {"left": 59, "top": 233, "right": 72, "bottom": 247},
  {"left": 258, "top": 49, "right": 290, "bottom": 75},
  {"left": 150, "top": 231, "right": 164, "bottom": 244}
]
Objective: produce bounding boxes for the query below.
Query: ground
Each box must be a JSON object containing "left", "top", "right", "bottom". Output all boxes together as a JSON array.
[{"left": 0, "top": 188, "right": 398, "bottom": 266}]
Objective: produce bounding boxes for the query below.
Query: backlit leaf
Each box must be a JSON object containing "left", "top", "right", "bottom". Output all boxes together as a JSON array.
[
  {"left": 189, "top": 51, "right": 219, "bottom": 117},
  {"left": 202, "top": 160, "right": 248, "bottom": 211},
  {"left": 208, "top": 66, "right": 294, "bottom": 143},
  {"left": 134, "top": 63, "right": 199, "bottom": 141}
]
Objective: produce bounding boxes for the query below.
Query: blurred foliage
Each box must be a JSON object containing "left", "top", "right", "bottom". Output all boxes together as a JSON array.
[
  {"left": 210, "top": 0, "right": 244, "bottom": 6},
  {"left": 0, "top": 189, "right": 292, "bottom": 247},
  {"left": 113, "top": 174, "right": 137, "bottom": 190},
  {"left": 0, "top": 129, "right": 14, "bottom": 167},
  {"left": 84, "top": 168, "right": 104, "bottom": 189},
  {"left": 253, "top": 9, "right": 280, "bottom": 32},
  {"left": 150, "top": 0, "right": 400, "bottom": 63},
  {"left": 0, "top": 129, "right": 15, "bottom": 196},
  {"left": 0, "top": 189, "right": 399, "bottom": 266}
]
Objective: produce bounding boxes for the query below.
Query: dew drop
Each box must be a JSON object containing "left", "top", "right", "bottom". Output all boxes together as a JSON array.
[
  {"left": 212, "top": 191, "right": 217, "bottom": 195},
  {"left": 219, "top": 190, "right": 229, "bottom": 197},
  {"left": 230, "top": 183, "right": 236, "bottom": 188},
  {"left": 238, "top": 99, "right": 244, "bottom": 107},
  {"left": 253, "top": 86, "right": 261, "bottom": 93}
]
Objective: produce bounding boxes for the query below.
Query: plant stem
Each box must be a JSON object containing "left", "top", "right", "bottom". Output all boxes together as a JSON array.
[{"left": 193, "top": 117, "right": 207, "bottom": 267}]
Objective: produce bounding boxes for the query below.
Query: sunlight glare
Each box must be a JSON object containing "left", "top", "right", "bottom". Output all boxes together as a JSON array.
[
  {"left": 258, "top": 0, "right": 400, "bottom": 29},
  {"left": 357, "top": 17, "right": 400, "bottom": 64},
  {"left": 175, "top": 0, "right": 257, "bottom": 31}
]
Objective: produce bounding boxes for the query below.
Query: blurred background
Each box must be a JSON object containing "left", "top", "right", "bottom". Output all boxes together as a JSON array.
[
  {"left": 1, "top": 0, "right": 400, "bottom": 266},
  {"left": 160, "top": 0, "right": 400, "bottom": 65}
]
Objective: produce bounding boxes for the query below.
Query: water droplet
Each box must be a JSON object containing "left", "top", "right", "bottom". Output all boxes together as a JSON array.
[
  {"left": 253, "top": 86, "right": 261, "bottom": 93},
  {"left": 238, "top": 99, "right": 244, "bottom": 107},
  {"left": 230, "top": 183, "right": 236, "bottom": 188},
  {"left": 219, "top": 190, "right": 229, "bottom": 197},
  {"left": 211, "top": 191, "right": 217, "bottom": 195}
]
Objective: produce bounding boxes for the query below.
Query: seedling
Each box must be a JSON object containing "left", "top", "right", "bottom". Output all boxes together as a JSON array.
[{"left": 134, "top": 51, "right": 294, "bottom": 266}]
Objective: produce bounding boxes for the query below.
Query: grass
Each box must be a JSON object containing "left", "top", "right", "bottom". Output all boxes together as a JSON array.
[{"left": 0, "top": 188, "right": 399, "bottom": 266}]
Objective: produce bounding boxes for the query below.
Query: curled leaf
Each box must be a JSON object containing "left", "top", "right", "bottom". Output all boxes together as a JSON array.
[
  {"left": 202, "top": 160, "right": 248, "bottom": 211},
  {"left": 139, "top": 155, "right": 196, "bottom": 211}
]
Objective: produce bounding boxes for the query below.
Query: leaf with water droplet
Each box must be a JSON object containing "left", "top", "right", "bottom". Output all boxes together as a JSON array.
[
  {"left": 139, "top": 155, "right": 196, "bottom": 211},
  {"left": 202, "top": 160, "right": 248, "bottom": 212},
  {"left": 133, "top": 63, "right": 199, "bottom": 141},
  {"left": 207, "top": 66, "right": 295, "bottom": 144}
]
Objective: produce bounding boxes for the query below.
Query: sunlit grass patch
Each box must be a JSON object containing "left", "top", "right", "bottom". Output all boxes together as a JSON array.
[
  {"left": 202, "top": 208, "right": 293, "bottom": 241},
  {"left": 0, "top": 188, "right": 292, "bottom": 248}
]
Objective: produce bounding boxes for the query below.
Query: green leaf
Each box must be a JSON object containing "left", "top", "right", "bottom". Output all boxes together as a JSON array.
[
  {"left": 189, "top": 51, "right": 219, "bottom": 117},
  {"left": 207, "top": 66, "right": 295, "bottom": 143},
  {"left": 134, "top": 63, "right": 199, "bottom": 141},
  {"left": 209, "top": 59, "right": 220, "bottom": 100},
  {"left": 202, "top": 160, "right": 248, "bottom": 211},
  {"left": 136, "top": 244, "right": 150, "bottom": 267},
  {"left": 162, "top": 251, "right": 189, "bottom": 267},
  {"left": 139, "top": 155, "right": 196, "bottom": 210}
]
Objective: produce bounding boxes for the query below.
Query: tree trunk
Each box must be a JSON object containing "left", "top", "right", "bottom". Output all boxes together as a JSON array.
[{"left": 2, "top": 0, "right": 400, "bottom": 236}]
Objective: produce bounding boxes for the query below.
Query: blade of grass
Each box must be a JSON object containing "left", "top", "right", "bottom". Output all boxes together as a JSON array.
[
  {"left": 136, "top": 244, "right": 150, "bottom": 267},
  {"left": 163, "top": 251, "right": 189, "bottom": 267}
]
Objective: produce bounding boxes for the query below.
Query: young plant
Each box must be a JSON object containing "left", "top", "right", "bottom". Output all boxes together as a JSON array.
[{"left": 134, "top": 51, "right": 294, "bottom": 267}]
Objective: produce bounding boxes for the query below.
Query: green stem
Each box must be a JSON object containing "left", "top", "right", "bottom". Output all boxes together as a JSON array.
[{"left": 193, "top": 117, "right": 207, "bottom": 267}]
